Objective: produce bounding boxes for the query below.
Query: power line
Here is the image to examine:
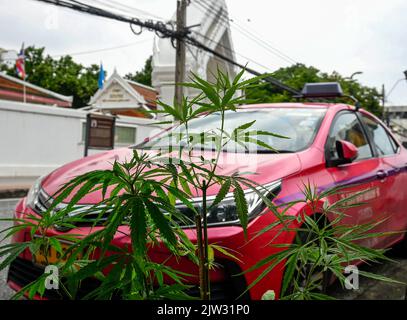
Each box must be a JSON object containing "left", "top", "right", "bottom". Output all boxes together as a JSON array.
[
  {"left": 91, "top": 0, "right": 165, "bottom": 21},
  {"left": 191, "top": 1, "right": 276, "bottom": 69},
  {"left": 52, "top": 38, "right": 152, "bottom": 58},
  {"left": 192, "top": 1, "right": 291, "bottom": 68},
  {"left": 196, "top": 0, "right": 297, "bottom": 65},
  {"left": 191, "top": 30, "right": 274, "bottom": 72},
  {"left": 184, "top": 34, "right": 300, "bottom": 94},
  {"left": 31, "top": 0, "right": 300, "bottom": 95},
  {"left": 193, "top": 0, "right": 297, "bottom": 65},
  {"left": 229, "top": 15, "right": 298, "bottom": 65},
  {"left": 189, "top": 1, "right": 274, "bottom": 70},
  {"left": 198, "top": 0, "right": 296, "bottom": 64},
  {"left": 193, "top": 1, "right": 289, "bottom": 65},
  {"left": 36, "top": 0, "right": 171, "bottom": 33}
]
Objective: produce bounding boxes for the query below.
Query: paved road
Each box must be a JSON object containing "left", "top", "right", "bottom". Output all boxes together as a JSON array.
[
  {"left": 0, "top": 197, "right": 406, "bottom": 300},
  {"left": 329, "top": 251, "right": 407, "bottom": 300},
  {"left": 0, "top": 198, "right": 19, "bottom": 300}
]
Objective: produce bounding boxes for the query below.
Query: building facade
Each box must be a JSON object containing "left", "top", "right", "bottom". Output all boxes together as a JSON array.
[
  {"left": 386, "top": 105, "right": 407, "bottom": 144},
  {"left": 88, "top": 69, "right": 158, "bottom": 119}
]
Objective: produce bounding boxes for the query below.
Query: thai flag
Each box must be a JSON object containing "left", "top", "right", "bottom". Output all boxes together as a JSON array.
[{"left": 16, "top": 43, "right": 26, "bottom": 80}]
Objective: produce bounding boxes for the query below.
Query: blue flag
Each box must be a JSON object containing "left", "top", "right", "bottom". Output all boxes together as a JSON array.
[{"left": 98, "top": 63, "right": 105, "bottom": 89}]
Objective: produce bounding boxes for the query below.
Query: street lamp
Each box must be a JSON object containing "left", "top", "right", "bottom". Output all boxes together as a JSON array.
[
  {"left": 382, "top": 70, "right": 407, "bottom": 125},
  {"left": 345, "top": 71, "right": 363, "bottom": 100},
  {"left": 386, "top": 71, "right": 407, "bottom": 100},
  {"left": 349, "top": 71, "right": 363, "bottom": 80},
  {"left": 344, "top": 71, "right": 363, "bottom": 82}
]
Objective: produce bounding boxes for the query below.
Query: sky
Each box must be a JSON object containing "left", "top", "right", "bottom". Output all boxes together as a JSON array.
[{"left": 1, "top": 0, "right": 407, "bottom": 105}]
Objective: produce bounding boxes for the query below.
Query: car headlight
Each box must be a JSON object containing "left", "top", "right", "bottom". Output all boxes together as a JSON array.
[
  {"left": 26, "top": 175, "right": 46, "bottom": 210},
  {"left": 176, "top": 180, "right": 281, "bottom": 227}
]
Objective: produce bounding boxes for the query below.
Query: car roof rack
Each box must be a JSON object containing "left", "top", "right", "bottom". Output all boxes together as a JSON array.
[{"left": 295, "top": 82, "right": 361, "bottom": 110}]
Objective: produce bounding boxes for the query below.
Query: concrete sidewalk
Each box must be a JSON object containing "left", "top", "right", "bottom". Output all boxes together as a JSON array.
[{"left": 0, "top": 176, "right": 36, "bottom": 199}]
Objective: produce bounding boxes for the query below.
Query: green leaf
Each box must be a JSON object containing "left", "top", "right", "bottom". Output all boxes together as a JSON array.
[
  {"left": 281, "top": 252, "right": 298, "bottom": 296},
  {"left": 358, "top": 270, "right": 405, "bottom": 285},
  {"left": 0, "top": 242, "right": 31, "bottom": 271},
  {"left": 129, "top": 197, "right": 147, "bottom": 255},
  {"left": 207, "top": 245, "right": 215, "bottom": 265},
  {"left": 261, "top": 290, "right": 276, "bottom": 300},
  {"left": 48, "top": 237, "right": 63, "bottom": 255},
  {"left": 144, "top": 199, "right": 177, "bottom": 246},
  {"left": 232, "top": 181, "right": 248, "bottom": 238},
  {"left": 211, "top": 244, "right": 242, "bottom": 263},
  {"left": 179, "top": 176, "right": 193, "bottom": 196},
  {"left": 209, "top": 179, "right": 231, "bottom": 209},
  {"left": 232, "top": 120, "right": 256, "bottom": 141}
]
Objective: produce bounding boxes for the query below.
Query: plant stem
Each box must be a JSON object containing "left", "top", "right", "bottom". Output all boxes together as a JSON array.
[
  {"left": 201, "top": 180, "right": 210, "bottom": 300},
  {"left": 195, "top": 213, "right": 206, "bottom": 299}
]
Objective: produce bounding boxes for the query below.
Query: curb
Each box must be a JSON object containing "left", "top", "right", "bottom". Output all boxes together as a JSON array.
[{"left": 0, "top": 188, "right": 28, "bottom": 200}]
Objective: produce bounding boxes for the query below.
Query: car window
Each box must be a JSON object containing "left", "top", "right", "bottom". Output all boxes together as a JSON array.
[
  {"left": 327, "top": 112, "right": 372, "bottom": 161},
  {"left": 138, "top": 108, "right": 326, "bottom": 153},
  {"left": 361, "top": 115, "right": 398, "bottom": 156}
]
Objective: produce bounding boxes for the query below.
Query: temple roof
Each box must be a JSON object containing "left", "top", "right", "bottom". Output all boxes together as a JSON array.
[{"left": 0, "top": 72, "right": 73, "bottom": 107}]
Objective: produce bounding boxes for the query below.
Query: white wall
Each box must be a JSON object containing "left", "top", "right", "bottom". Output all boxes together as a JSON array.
[{"left": 0, "top": 100, "right": 161, "bottom": 178}]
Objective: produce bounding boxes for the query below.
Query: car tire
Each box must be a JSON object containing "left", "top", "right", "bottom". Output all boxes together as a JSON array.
[{"left": 391, "top": 233, "right": 407, "bottom": 257}]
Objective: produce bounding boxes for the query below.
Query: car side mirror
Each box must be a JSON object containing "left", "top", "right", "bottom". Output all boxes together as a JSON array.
[{"left": 335, "top": 140, "right": 358, "bottom": 165}]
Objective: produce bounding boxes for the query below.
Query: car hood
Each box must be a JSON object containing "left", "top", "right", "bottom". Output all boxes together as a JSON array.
[{"left": 42, "top": 147, "right": 301, "bottom": 204}]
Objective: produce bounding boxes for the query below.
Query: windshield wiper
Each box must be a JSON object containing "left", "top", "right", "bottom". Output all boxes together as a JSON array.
[
  {"left": 254, "top": 149, "right": 294, "bottom": 154},
  {"left": 132, "top": 144, "right": 294, "bottom": 154},
  {"left": 199, "top": 147, "right": 294, "bottom": 154}
]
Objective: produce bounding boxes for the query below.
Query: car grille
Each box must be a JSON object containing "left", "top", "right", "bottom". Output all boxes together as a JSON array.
[
  {"left": 33, "top": 189, "right": 110, "bottom": 229},
  {"left": 8, "top": 257, "right": 250, "bottom": 300},
  {"left": 7, "top": 257, "right": 101, "bottom": 300},
  {"left": 32, "top": 188, "right": 52, "bottom": 213}
]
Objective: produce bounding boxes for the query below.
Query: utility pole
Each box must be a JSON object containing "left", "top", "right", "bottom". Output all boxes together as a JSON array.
[
  {"left": 175, "top": 0, "right": 187, "bottom": 108},
  {"left": 381, "top": 84, "right": 388, "bottom": 125}
]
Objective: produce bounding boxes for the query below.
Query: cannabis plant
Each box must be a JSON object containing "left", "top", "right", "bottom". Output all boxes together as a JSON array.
[
  {"left": 1, "top": 151, "right": 199, "bottom": 299},
  {"left": 1, "top": 69, "right": 400, "bottom": 301},
  {"left": 0, "top": 69, "right": 285, "bottom": 300},
  {"left": 249, "top": 183, "right": 404, "bottom": 300}
]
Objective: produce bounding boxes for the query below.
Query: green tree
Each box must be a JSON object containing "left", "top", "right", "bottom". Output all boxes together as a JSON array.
[
  {"left": 124, "top": 55, "right": 152, "bottom": 86},
  {"left": 246, "top": 64, "right": 383, "bottom": 116},
  {"left": 0, "top": 46, "right": 100, "bottom": 108}
]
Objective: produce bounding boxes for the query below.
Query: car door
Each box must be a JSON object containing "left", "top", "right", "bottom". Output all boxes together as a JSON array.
[
  {"left": 325, "top": 111, "right": 384, "bottom": 248},
  {"left": 359, "top": 113, "right": 407, "bottom": 247}
]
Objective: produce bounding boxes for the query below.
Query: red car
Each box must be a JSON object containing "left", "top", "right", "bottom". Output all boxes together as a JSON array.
[{"left": 7, "top": 84, "right": 407, "bottom": 300}]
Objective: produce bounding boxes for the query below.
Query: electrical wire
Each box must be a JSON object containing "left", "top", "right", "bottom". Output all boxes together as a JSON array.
[
  {"left": 193, "top": 0, "right": 297, "bottom": 65},
  {"left": 32, "top": 0, "right": 300, "bottom": 94},
  {"left": 184, "top": 34, "right": 300, "bottom": 94},
  {"left": 191, "top": 30, "right": 274, "bottom": 72},
  {"left": 90, "top": 0, "right": 165, "bottom": 21},
  {"left": 52, "top": 38, "right": 152, "bottom": 58},
  {"left": 193, "top": 0, "right": 292, "bottom": 65},
  {"left": 197, "top": 0, "right": 296, "bottom": 64}
]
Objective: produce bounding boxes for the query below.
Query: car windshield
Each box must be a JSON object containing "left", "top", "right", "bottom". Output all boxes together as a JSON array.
[{"left": 136, "top": 108, "right": 326, "bottom": 153}]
